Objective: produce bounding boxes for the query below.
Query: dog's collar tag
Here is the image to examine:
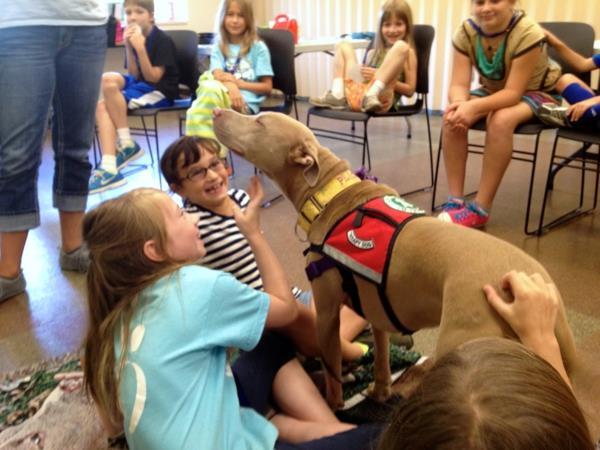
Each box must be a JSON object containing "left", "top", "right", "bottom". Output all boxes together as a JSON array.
[{"left": 298, "top": 171, "right": 361, "bottom": 233}]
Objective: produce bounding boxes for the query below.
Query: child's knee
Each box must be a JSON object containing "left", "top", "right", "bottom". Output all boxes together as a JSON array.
[
  {"left": 390, "top": 40, "right": 409, "bottom": 56},
  {"left": 556, "top": 74, "right": 580, "bottom": 92}
]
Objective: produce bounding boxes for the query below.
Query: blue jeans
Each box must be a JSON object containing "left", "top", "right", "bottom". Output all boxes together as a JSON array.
[{"left": 0, "top": 25, "right": 106, "bottom": 231}]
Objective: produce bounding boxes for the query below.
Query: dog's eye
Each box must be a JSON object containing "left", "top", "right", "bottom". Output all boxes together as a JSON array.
[{"left": 256, "top": 117, "right": 265, "bottom": 127}]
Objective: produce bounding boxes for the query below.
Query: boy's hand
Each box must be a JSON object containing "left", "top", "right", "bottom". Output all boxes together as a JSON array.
[
  {"left": 125, "top": 24, "right": 145, "bottom": 51},
  {"left": 233, "top": 177, "right": 264, "bottom": 238},
  {"left": 483, "top": 271, "right": 559, "bottom": 345}
]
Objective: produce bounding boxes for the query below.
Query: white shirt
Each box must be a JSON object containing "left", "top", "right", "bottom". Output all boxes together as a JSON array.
[{"left": 1, "top": 0, "right": 107, "bottom": 29}]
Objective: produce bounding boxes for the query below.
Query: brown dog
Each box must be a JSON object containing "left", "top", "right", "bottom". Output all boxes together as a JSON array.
[{"left": 213, "top": 109, "right": 600, "bottom": 439}]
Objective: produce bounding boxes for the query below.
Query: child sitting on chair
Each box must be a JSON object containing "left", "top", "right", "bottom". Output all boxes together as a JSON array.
[
  {"left": 538, "top": 28, "right": 600, "bottom": 129},
  {"left": 309, "top": 0, "right": 417, "bottom": 113},
  {"left": 89, "top": 0, "right": 179, "bottom": 194},
  {"left": 185, "top": 0, "right": 273, "bottom": 152}
]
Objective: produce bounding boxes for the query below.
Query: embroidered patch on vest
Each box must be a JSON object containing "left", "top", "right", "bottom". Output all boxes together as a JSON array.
[{"left": 320, "top": 197, "right": 424, "bottom": 284}]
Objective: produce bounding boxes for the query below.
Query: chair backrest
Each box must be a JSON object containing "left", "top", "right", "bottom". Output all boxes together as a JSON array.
[
  {"left": 257, "top": 28, "right": 297, "bottom": 101},
  {"left": 412, "top": 24, "right": 435, "bottom": 95},
  {"left": 539, "top": 22, "right": 595, "bottom": 86},
  {"left": 164, "top": 29, "right": 201, "bottom": 93}
]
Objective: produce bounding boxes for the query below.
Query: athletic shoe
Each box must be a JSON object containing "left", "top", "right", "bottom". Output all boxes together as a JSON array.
[
  {"left": 59, "top": 244, "right": 89, "bottom": 273},
  {"left": 361, "top": 94, "right": 382, "bottom": 112},
  {"left": 437, "top": 203, "right": 489, "bottom": 228},
  {"left": 88, "top": 168, "right": 126, "bottom": 194},
  {"left": 309, "top": 91, "right": 347, "bottom": 110},
  {"left": 538, "top": 103, "right": 571, "bottom": 128},
  {"left": 0, "top": 271, "right": 26, "bottom": 303},
  {"left": 116, "top": 141, "right": 144, "bottom": 169},
  {"left": 441, "top": 196, "right": 465, "bottom": 212}
]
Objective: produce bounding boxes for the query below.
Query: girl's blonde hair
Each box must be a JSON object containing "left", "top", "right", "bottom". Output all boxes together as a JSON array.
[
  {"left": 82, "top": 188, "right": 182, "bottom": 431},
  {"left": 378, "top": 338, "right": 594, "bottom": 450},
  {"left": 215, "top": 0, "right": 258, "bottom": 59},
  {"left": 370, "top": 0, "right": 415, "bottom": 66}
]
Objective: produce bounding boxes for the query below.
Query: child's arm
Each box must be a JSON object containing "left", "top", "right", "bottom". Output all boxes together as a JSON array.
[
  {"left": 233, "top": 177, "right": 298, "bottom": 328},
  {"left": 544, "top": 28, "right": 597, "bottom": 73},
  {"left": 234, "top": 75, "right": 273, "bottom": 96},
  {"left": 483, "top": 271, "right": 571, "bottom": 389},
  {"left": 448, "top": 46, "right": 541, "bottom": 128},
  {"left": 125, "top": 25, "right": 165, "bottom": 84}
]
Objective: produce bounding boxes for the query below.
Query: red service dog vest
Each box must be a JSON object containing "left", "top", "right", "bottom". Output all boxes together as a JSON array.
[{"left": 318, "top": 196, "right": 424, "bottom": 284}]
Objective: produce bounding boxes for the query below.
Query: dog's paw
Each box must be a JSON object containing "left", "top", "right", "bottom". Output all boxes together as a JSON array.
[{"left": 367, "top": 381, "right": 392, "bottom": 402}]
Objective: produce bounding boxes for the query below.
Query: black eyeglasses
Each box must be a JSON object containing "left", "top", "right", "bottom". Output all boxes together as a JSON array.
[{"left": 184, "top": 158, "right": 225, "bottom": 182}]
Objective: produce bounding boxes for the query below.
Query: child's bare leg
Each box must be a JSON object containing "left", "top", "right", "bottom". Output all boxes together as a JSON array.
[
  {"left": 441, "top": 117, "right": 470, "bottom": 199},
  {"left": 284, "top": 303, "right": 366, "bottom": 360},
  {"left": 96, "top": 101, "right": 117, "bottom": 158},
  {"left": 271, "top": 358, "right": 355, "bottom": 443},
  {"left": 475, "top": 102, "right": 533, "bottom": 209},
  {"left": 373, "top": 40, "right": 409, "bottom": 87},
  {"left": 335, "top": 41, "right": 360, "bottom": 80},
  {"left": 98, "top": 72, "right": 127, "bottom": 158},
  {"left": 340, "top": 306, "right": 368, "bottom": 342},
  {"left": 556, "top": 73, "right": 595, "bottom": 95}
]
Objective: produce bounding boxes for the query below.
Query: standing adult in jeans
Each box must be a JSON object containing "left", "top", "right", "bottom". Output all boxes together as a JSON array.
[{"left": 0, "top": 1, "right": 107, "bottom": 303}]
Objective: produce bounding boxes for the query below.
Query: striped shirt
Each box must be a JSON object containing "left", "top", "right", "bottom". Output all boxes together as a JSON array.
[{"left": 185, "top": 189, "right": 302, "bottom": 297}]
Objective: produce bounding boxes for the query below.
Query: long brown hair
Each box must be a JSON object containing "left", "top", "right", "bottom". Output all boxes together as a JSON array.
[
  {"left": 369, "top": 0, "right": 415, "bottom": 67},
  {"left": 82, "top": 189, "right": 182, "bottom": 431},
  {"left": 378, "top": 338, "right": 593, "bottom": 450},
  {"left": 216, "top": 0, "right": 258, "bottom": 58}
]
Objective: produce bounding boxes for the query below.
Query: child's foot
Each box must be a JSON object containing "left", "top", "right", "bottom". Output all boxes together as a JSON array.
[
  {"left": 0, "top": 271, "right": 26, "bottom": 303},
  {"left": 442, "top": 196, "right": 465, "bottom": 212},
  {"left": 361, "top": 94, "right": 382, "bottom": 112},
  {"left": 88, "top": 168, "right": 126, "bottom": 194},
  {"left": 538, "top": 103, "right": 571, "bottom": 128},
  {"left": 59, "top": 245, "right": 89, "bottom": 273},
  {"left": 116, "top": 141, "right": 144, "bottom": 169},
  {"left": 309, "top": 91, "right": 347, "bottom": 110},
  {"left": 437, "top": 202, "right": 489, "bottom": 228}
]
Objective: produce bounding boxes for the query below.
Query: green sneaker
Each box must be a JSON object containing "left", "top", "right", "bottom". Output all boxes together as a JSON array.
[
  {"left": 116, "top": 141, "right": 144, "bottom": 169},
  {"left": 88, "top": 168, "right": 126, "bottom": 194}
]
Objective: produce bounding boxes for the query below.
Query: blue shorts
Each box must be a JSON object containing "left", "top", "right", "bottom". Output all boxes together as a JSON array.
[{"left": 122, "top": 74, "right": 172, "bottom": 109}]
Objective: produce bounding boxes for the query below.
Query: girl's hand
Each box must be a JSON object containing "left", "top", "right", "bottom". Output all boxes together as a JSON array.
[
  {"left": 360, "top": 65, "right": 377, "bottom": 82},
  {"left": 225, "top": 83, "right": 246, "bottom": 112},
  {"left": 483, "top": 271, "right": 559, "bottom": 345},
  {"left": 215, "top": 71, "right": 236, "bottom": 83},
  {"left": 444, "top": 102, "right": 469, "bottom": 133},
  {"left": 445, "top": 101, "right": 477, "bottom": 130},
  {"left": 567, "top": 98, "right": 596, "bottom": 123},
  {"left": 233, "top": 177, "right": 264, "bottom": 238}
]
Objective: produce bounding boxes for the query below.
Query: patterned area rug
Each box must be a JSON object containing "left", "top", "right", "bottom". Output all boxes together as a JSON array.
[
  {"left": 0, "top": 355, "right": 81, "bottom": 433},
  {"left": 0, "top": 345, "right": 422, "bottom": 448}
]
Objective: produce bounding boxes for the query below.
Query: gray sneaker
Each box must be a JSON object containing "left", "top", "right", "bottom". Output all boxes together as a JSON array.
[
  {"left": 59, "top": 244, "right": 90, "bottom": 273},
  {"left": 0, "top": 271, "right": 26, "bottom": 303},
  {"left": 309, "top": 91, "right": 347, "bottom": 110},
  {"left": 361, "top": 94, "right": 382, "bottom": 113},
  {"left": 538, "top": 103, "right": 571, "bottom": 128}
]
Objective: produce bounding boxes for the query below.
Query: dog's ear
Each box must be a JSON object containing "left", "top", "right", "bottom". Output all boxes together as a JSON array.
[{"left": 289, "top": 140, "right": 320, "bottom": 187}]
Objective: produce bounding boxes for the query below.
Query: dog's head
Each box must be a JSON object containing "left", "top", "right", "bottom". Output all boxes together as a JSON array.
[{"left": 213, "top": 109, "right": 323, "bottom": 188}]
